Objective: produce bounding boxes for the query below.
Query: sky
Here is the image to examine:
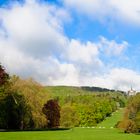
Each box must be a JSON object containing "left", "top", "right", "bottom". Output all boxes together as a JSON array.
[{"left": 0, "top": 0, "right": 140, "bottom": 91}]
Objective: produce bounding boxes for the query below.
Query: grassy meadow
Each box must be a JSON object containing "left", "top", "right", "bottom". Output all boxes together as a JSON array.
[
  {"left": 0, "top": 127, "right": 140, "bottom": 140},
  {"left": 1, "top": 108, "right": 140, "bottom": 140}
]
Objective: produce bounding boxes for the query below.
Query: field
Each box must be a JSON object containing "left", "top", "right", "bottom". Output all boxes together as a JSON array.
[{"left": 0, "top": 108, "right": 140, "bottom": 140}]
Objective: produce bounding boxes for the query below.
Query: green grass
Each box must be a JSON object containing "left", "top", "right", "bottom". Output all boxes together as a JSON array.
[
  {"left": 97, "top": 108, "right": 124, "bottom": 128},
  {"left": 0, "top": 108, "right": 140, "bottom": 140},
  {"left": 0, "top": 128, "right": 140, "bottom": 140}
]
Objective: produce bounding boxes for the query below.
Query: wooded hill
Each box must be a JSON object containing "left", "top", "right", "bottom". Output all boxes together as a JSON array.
[
  {"left": 0, "top": 77, "right": 126, "bottom": 130},
  {"left": 0, "top": 64, "right": 127, "bottom": 130}
]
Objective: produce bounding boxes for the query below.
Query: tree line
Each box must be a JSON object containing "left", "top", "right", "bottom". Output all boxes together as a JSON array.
[{"left": 0, "top": 64, "right": 126, "bottom": 130}]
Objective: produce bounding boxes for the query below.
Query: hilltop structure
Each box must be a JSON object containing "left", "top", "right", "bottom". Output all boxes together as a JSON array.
[{"left": 127, "top": 87, "right": 137, "bottom": 96}]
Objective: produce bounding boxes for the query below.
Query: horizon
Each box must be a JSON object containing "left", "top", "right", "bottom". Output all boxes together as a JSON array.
[{"left": 0, "top": 0, "right": 140, "bottom": 91}]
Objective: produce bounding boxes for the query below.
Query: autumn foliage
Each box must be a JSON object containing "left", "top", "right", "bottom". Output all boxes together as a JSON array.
[{"left": 117, "top": 94, "right": 140, "bottom": 133}]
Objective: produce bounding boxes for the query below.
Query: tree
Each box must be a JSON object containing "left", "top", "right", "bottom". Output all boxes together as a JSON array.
[
  {"left": 117, "top": 93, "right": 140, "bottom": 133},
  {"left": 0, "top": 64, "right": 9, "bottom": 86},
  {"left": 42, "top": 99, "right": 60, "bottom": 128},
  {"left": 0, "top": 64, "right": 34, "bottom": 130},
  {"left": 10, "top": 76, "right": 48, "bottom": 128},
  {"left": 60, "top": 105, "right": 79, "bottom": 127},
  {"left": 0, "top": 92, "right": 34, "bottom": 129},
  {"left": 0, "top": 64, "right": 9, "bottom": 94}
]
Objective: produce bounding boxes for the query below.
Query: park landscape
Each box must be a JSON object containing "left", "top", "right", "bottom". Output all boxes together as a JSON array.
[
  {"left": 1, "top": 64, "right": 140, "bottom": 140},
  {"left": 1, "top": 108, "right": 140, "bottom": 140},
  {"left": 1, "top": 0, "right": 140, "bottom": 140}
]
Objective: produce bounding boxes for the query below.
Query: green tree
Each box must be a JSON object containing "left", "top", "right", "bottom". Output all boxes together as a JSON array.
[
  {"left": 60, "top": 105, "right": 79, "bottom": 127},
  {"left": 10, "top": 76, "right": 48, "bottom": 128},
  {"left": 78, "top": 104, "right": 97, "bottom": 127},
  {"left": 0, "top": 92, "right": 34, "bottom": 129}
]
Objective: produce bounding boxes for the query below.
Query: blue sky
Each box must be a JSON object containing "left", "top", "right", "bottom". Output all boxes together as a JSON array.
[{"left": 0, "top": 0, "right": 140, "bottom": 91}]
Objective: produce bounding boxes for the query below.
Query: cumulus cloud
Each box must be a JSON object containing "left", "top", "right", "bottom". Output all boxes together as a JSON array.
[
  {"left": 0, "top": 0, "right": 99, "bottom": 85},
  {"left": 98, "top": 36, "right": 128, "bottom": 56},
  {"left": 93, "top": 68, "right": 140, "bottom": 91},
  {"left": 67, "top": 39, "right": 99, "bottom": 64},
  {"left": 63, "top": 0, "right": 140, "bottom": 25},
  {"left": 0, "top": 0, "right": 70, "bottom": 82},
  {"left": 0, "top": 1, "right": 69, "bottom": 58},
  {"left": 0, "top": 0, "right": 139, "bottom": 91}
]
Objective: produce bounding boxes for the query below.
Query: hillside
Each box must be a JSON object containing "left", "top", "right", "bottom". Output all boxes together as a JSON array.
[
  {"left": 0, "top": 75, "right": 127, "bottom": 130},
  {"left": 97, "top": 108, "right": 124, "bottom": 128},
  {"left": 44, "top": 86, "right": 125, "bottom": 96}
]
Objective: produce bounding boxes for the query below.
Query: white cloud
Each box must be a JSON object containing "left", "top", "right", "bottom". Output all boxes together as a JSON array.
[
  {"left": 0, "top": 0, "right": 104, "bottom": 85},
  {"left": 67, "top": 39, "right": 99, "bottom": 64},
  {"left": 0, "top": 0, "right": 139, "bottom": 91},
  {"left": 93, "top": 68, "right": 140, "bottom": 91},
  {"left": 98, "top": 36, "right": 128, "bottom": 56},
  {"left": 0, "top": 0, "right": 70, "bottom": 82},
  {"left": 0, "top": 1, "right": 69, "bottom": 58},
  {"left": 50, "top": 63, "right": 80, "bottom": 86},
  {"left": 0, "top": 0, "right": 88, "bottom": 86},
  {"left": 110, "top": 0, "right": 140, "bottom": 25},
  {"left": 63, "top": 0, "right": 140, "bottom": 25}
]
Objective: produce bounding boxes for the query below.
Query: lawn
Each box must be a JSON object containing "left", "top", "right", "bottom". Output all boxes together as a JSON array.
[
  {"left": 0, "top": 108, "right": 140, "bottom": 140},
  {"left": 97, "top": 108, "right": 124, "bottom": 128},
  {"left": 0, "top": 128, "right": 140, "bottom": 140}
]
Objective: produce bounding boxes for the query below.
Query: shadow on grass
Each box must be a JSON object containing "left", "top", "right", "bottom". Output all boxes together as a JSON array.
[
  {"left": 0, "top": 128, "right": 71, "bottom": 132},
  {"left": 118, "top": 130, "right": 140, "bottom": 135}
]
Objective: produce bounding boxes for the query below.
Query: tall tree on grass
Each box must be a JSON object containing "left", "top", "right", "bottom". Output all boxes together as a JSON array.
[
  {"left": 0, "top": 92, "right": 34, "bottom": 129},
  {"left": 0, "top": 64, "right": 34, "bottom": 130},
  {"left": 42, "top": 99, "right": 60, "bottom": 128}
]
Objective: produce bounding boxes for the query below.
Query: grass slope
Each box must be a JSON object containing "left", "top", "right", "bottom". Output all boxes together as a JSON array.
[
  {"left": 97, "top": 108, "right": 124, "bottom": 128},
  {"left": 1, "top": 108, "right": 140, "bottom": 140}
]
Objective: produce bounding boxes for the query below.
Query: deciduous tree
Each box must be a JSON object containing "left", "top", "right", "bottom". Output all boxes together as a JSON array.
[
  {"left": 42, "top": 99, "right": 60, "bottom": 128},
  {"left": 0, "top": 92, "right": 34, "bottom": 129}
]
